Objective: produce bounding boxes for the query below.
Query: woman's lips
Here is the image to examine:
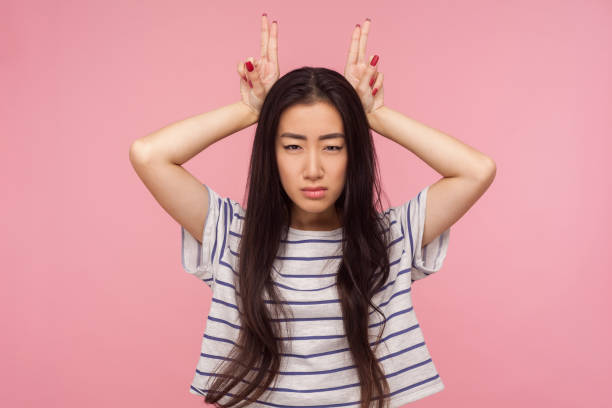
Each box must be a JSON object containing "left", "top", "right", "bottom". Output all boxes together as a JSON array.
[{"left": 301, "top": 188, "right": 326, "bottom": 199}]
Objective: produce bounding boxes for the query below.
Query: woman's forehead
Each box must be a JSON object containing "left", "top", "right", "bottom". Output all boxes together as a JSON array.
[
  {"left": 278, "top": 102, "right": 343, "bottom": 128},
  {"left": 276, "top": 103, "right": 344, "bottom": 143}
]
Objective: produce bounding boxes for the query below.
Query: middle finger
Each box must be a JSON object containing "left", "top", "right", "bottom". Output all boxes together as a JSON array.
[
  {"left": 358, "top": 18, "right": 371, "bottom": 63},
  {"left": 268, "top": 20, "right": 278, "bottom": 65}
]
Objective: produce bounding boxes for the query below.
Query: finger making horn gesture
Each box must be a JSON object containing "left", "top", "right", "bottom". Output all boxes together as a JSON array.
[
  {"left": 237, "top": 14, "right": 280, "bottom": 117},
  {"left": 343, "top": 18, "right": 385, "bottom": 115}
]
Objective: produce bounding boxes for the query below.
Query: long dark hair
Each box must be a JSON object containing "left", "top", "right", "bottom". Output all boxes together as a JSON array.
[{"left": 204, "top": 67, "right": 393, "bottom": 408}]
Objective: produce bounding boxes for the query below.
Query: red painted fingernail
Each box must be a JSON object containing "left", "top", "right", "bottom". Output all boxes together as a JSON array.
[
  {"left": 249, "top": 80, "right": 253, "bottom": 88},
  {"left": 246, "top": 61, "right": 254, "bottom": 72},
  {"left": 365, "top": 18, "right": 371, "bottom": 22},
  {"left": 242, "top": 75, "right": 247, "bottom": 82},
  {"left": 370, "top": 55, "right": 379, "bottom": 66},
  {"left": 262, "top": 13, "right": 267, "bottom": 16},
  {"left": 372, "top": 88, "right": 378, "bottom": 96},
  {"left": 369, "top": 76, "right": 375, "bottom": 87},
  {"left": 356, "top": 24, "right": 360, "bottom": 28}
]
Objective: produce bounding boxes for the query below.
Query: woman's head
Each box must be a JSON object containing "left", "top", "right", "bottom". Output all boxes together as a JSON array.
[
  {"left": 243, "top": 66, "right": 382, "bottom": 233},
  {"left": 205, "top": 67, "right": 392, "bottom": 408}
]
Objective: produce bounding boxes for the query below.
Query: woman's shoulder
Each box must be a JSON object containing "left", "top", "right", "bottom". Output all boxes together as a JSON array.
[{"left": 205, "top": 184, "right": 246, "bottom": 216}]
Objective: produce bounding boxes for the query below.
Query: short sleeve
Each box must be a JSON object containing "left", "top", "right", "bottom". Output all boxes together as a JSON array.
[
  {"left": 394, "top": 184, "right": 450, "bottom": 282},
  {"left": 181, "top": 184, "right": 237, "bottom": 289}
]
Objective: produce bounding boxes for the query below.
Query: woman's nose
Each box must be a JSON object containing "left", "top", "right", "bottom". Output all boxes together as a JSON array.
[{"left": 304, "top": 151, "right": 323, "bottom": 177}]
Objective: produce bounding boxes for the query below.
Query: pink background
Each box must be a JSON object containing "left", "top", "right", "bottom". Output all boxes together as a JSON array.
[{"left": 4, "top": 0, "right": 611, "bottom": 406}]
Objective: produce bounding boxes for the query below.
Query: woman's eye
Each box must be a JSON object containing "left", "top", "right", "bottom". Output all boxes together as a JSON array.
[
  {"left": 283, "top": 145, "right": 300, "bottom": 150},
  {"left": 326, "top": 146, "right": 343, "bottom": 151}
]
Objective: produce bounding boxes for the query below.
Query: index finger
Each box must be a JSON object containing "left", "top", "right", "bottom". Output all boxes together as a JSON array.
[
  {"left": 260, "top": 14, "right": 270, "bottom": 60},
  {"left": 346, "top": 24, "right": 360, "bottom": 66}
]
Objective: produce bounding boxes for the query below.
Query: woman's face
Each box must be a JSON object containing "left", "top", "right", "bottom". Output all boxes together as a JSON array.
[{"left": 275, "top": 101, "right": 348, "bottom": 231}]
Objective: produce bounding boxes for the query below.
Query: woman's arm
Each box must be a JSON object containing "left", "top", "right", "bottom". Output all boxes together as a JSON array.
[
  {"left": 130, "top": 100, "right": 257, "bottom": 165},
  {"left": 367, "top": 106, "right": 494, "bottom": 178},
  {"left": 128, "top": 100, "right": 257, "bottom": 242},
  {"left": 368, "top": 106, "right": 496, "bottom": 248},
  {"left": 128, "top": 15, "right": 279, "bottom": 243},
  {"left": 342, "top": 19, "right": 495, "bottom": 248},
  {"left": 343, "top": 19, "right": 493, "bottom": 177},
  {"left": 131, "top": 14, "right": 278, "bottom": 166}
]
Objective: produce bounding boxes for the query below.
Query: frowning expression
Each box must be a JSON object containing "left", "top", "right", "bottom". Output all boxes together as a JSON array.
[{"left": 275, "top": 101, "right": 347, "bottom": 230}]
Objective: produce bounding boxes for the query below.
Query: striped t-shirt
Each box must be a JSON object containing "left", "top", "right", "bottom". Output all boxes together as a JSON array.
[{"left": 180, "top": 183, "right": 450, "bottom": 407}]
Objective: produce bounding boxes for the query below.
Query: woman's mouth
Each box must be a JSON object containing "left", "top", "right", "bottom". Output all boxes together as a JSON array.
[{"left": 301, "top": 188, "right": 326, "bottom": 199}]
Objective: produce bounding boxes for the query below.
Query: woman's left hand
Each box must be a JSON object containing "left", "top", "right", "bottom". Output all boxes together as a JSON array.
[{"left": 343, "top": 18, "right": 384, "bottom": 115}]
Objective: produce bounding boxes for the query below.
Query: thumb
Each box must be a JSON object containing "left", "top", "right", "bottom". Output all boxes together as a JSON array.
[{"left": 237, "top": 60, "right": 248, "bottom": 83}]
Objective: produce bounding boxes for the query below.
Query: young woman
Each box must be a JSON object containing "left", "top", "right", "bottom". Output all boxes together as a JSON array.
[{"left": 130, "top": 15, "right": 495, "bottom": 408}]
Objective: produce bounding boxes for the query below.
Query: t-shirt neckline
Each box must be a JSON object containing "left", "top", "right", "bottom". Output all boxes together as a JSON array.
[{"left": 287, "top": 226, "right": 344, "bottom": 237}]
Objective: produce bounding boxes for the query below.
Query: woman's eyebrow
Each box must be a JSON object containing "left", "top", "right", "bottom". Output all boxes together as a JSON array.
[{"left": 280, "top": 132, "right": 345, "bottom": 140}]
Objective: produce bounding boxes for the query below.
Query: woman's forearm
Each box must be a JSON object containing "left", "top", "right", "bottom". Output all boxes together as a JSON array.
[
  {"left": 132, "top": 101, "right": 258, "bottom": 165},
  {"left": 367, "top": 106, "right": 494, "bottom": 179}
]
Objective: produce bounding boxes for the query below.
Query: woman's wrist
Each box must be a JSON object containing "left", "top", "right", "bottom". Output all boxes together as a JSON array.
[
  {"left": 238, "top": 100, "right": 259, "bottom": 126},
  {"left": 366, "top": 105, "right": 387, "bottom": 133}
]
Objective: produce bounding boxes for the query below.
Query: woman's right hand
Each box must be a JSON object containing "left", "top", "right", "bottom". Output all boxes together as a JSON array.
[{"left": 237, "top": 14, "right": 280, "bottom": 118}]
